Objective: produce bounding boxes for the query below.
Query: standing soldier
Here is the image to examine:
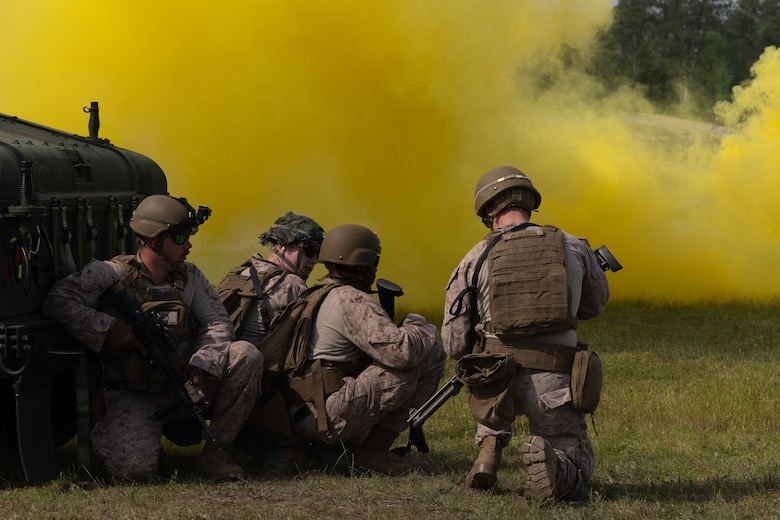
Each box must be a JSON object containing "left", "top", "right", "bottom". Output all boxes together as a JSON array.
[
  {"left": 217, "top": 211, "right": 325, "bottom": 347},
  {"left": 42, "top": 195, "right": 263, "bottom": 481},
  {"left": 288, "top": 224, "right": 446, "bottom": 475},
  {"left": 442, "top": 166, "right": 610, "bottom": 502}
]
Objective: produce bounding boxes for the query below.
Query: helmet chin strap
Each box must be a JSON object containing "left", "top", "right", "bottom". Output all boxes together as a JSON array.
[
  {"left": 272, "top": 245, "right": 307, "bottom": 279},
  {"left": 140, "top": 237, "right": 178, "bottom": 268}
]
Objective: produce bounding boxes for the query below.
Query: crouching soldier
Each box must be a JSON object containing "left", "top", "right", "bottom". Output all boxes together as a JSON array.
[
  {"left": 286, "top": 224, "right": 446, "bottom": 475},
  {"left": 42, "top": 194, "right": 263, "bottom": 481}
]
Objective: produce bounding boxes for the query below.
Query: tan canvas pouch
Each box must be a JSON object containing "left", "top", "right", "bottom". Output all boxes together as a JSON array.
[
  {"left": 455, "top": 353, "right": 516, "bottom": 430},
  {"left": 571, "top": 349, "right": 603, "bottom": 413}
]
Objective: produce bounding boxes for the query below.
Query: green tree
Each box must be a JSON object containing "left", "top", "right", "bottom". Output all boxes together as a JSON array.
[
  {"left": 593, "top": 0, "right": 732, "bottom": 117},
  {"left": 612, "top": 0, "right": 661, "bottom": 85},
  {"left": 722, "top": 0, "right": 780, "bottom": 81},
  {"left": 650, "top": 0, "right": 730, "bottom": 109}
]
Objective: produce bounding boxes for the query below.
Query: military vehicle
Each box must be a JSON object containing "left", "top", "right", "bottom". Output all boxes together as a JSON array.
[{"left": 0, "top": 102, "right": 167, "bottom": 484}]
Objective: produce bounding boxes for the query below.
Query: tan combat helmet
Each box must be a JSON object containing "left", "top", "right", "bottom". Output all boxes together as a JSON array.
[
  {"left": 318, "top": 224, "right": 381, "bottom": 267},
  {"left": 129, "top": 194, "right": 211, "bottom": 239},
  {"left": 473, "top": 166, "right": 541, "bottom": 228}
]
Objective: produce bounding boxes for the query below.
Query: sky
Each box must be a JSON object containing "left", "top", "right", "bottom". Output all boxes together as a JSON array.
[{"left": 2, "top": 1, "right": 779, "bottom": 309}]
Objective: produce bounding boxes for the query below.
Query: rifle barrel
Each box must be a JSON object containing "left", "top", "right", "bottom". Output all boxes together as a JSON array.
[{"left": 409, "top": 375, "right": 463, "bottom": 429}]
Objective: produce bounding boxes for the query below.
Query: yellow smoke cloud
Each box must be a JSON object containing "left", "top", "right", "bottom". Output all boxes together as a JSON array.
[{"left": 1, "top": 1, "right": 777, "bottom": 307}]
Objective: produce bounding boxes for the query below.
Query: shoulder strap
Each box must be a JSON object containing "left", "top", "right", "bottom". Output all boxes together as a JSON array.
[
  {"left": 109, "top": 254, "right": 141, "bottom": 287},
  {"left": 249, "top": 265, "right": 279, "bottom": 329}
]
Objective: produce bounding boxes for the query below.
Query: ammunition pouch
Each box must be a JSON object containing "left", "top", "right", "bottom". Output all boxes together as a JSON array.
[
  {"left": 570, "top": 348, "right": 603, "bottom": 414},
  {"left": 104, "top": 259, "right": 194, "bottom": 394},
  {"left": 455, "top": 353, "right": 516, "bottom": 431},
  {"left": 102, "top": 345, "right": 168, "bottom": 394}
]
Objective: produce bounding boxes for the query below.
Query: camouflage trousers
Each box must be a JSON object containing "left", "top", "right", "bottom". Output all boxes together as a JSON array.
[
  {"left": 475, "top": 368, "right": 594, "bottom": 497},
  {"left": 292, "top": 349, "right": 446, "bottom": 446},
  {"left": 91, "top": 340, "right": 262, "bottom": 480}
]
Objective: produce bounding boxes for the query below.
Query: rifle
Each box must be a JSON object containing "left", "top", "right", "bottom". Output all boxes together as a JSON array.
[
  {"left": 373, "top": 279, "right": 430, "bottom": 455},
  {"left": 392, "top": 375, "right": 464, "bottom": 456},
  {"left": 407, "top": 374, "right": 463, "bottom": 430},
  {"left": 102, "top": 281, "right": 219, "bottom": 445}
]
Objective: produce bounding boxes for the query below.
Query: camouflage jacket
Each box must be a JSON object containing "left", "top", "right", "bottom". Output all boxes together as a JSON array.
[
  {"left": 309, "top": 277, "right": 442, "bottom": 371},
  {"left": 42, "top": 252, "right": 236, "bottom": 379},
  {"left": 235, "top": 253, "right": 308, "bottom": 345}
]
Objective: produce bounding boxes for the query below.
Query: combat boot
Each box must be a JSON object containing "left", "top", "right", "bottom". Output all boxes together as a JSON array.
[
  {"left": 353, "top": 425, "right": 433, "bottom": 476},
  {"left": 197, "top": 442, "right": 245, "bottom": 481},
  {"left": 465, "top": 435, "right": 502, "bottom": 489},
  {"left": 521, "top": 435, "right": 559, "bottom": 503}
]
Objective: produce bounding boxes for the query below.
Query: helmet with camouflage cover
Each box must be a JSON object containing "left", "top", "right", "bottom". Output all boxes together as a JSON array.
[
  {"left": 130, "top": 195, "right": 211, "bottom": 238},
  {"left": 259, "top": 212, "right": 325, "bottom": 247},
  {"left": 318, "top": 224, "right": 381, "bottom": 267},
  {"left": 474, "top": 166, "right": 541, "bottom": 227}
]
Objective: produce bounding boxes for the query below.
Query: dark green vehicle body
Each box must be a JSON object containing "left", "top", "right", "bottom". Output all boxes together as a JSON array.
[{"left": 0, "top": 103, "right": 167, "bottom": 484}]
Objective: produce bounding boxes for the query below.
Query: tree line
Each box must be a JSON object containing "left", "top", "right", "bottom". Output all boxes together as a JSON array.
[{"left": 585, "top": 0, "right": 780, "bottom": 120}]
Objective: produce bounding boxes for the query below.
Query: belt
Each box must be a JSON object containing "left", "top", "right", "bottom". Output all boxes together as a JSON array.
[{"left": 483, "top": 337, "right": 581, "bottom": 373}]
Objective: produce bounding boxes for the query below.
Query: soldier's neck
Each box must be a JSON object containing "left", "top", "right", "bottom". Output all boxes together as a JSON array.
[
  {"left": 492, "top": 209, "right": 530, "bottom": 230},
  {"left": 138, "top": 247, "right": 173, "bottom": 285}
]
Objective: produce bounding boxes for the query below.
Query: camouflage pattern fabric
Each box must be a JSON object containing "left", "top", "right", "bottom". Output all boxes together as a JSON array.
[
  {"left": 91, "top": 339, "right": 261, "bottom": 479},
  {"left": 442, "top": 224, "right": 609, "bottom": 498},
  {"left": 259, "top": 211, "right": 325, "bottom": 246},
  {"left": 42, "top": 253, "right": 263, "bottom": 480},
  {"left": 291, "top": 281, "right": 446, "bottom": 445},
  {"left": 235, "top": 253, "right": 309, "bottom": 346}
]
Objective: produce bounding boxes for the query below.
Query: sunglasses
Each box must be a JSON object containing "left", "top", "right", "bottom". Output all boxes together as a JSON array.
[
  {"left": 168, "top": 233, "right": 190, "bottom": 246},
  {"left": 298, "top": 242, "right": 320, "bottom": 258}
]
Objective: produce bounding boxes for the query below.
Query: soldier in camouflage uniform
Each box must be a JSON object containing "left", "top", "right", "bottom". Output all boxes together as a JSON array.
[
  {"left": 217, "top": 211, "right": 325, "bottom": 347},
  {"left": 42, "top": 195, "right": 263, "bottom": 482},
  {"left": 217, "top": 212, "right": 324, "bottom": 470},
  {"left": 442, "top": 166, "right": 610, "bottom": 501},
  {"left": 289, "top": 224, "right": 446, "bottom": 475}
]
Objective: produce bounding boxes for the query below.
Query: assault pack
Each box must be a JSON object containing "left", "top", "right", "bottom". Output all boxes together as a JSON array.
[
  {"left": 216, "top": 260, "right": 283, "bottom": 336},
  {"left": 258, "top": 283, "right": 338, "bottom": 393}
]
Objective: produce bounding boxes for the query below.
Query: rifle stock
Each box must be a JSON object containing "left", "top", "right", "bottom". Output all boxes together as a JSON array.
[{"left": 104, "top": 281, "right": 219, "bottom": 445}]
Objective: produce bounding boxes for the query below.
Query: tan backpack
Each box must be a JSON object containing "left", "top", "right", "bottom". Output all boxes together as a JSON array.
[{"left": 216, "top": 260, "right": 283, "bottom": 335}]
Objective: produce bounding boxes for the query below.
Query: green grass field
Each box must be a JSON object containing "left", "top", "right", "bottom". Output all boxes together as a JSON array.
[{"left": 2, "top": 300, "right": 780, "bottom": 519}]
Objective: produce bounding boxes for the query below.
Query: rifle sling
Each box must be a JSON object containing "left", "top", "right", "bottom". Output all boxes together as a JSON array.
[{"left": 249, "top": 265, "right": 274, "bottom": 330}]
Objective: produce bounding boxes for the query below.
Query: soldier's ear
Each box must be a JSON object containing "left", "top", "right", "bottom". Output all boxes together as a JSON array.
[{"left": 147, "top": 238, "right": 157, "bottom": 248}]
